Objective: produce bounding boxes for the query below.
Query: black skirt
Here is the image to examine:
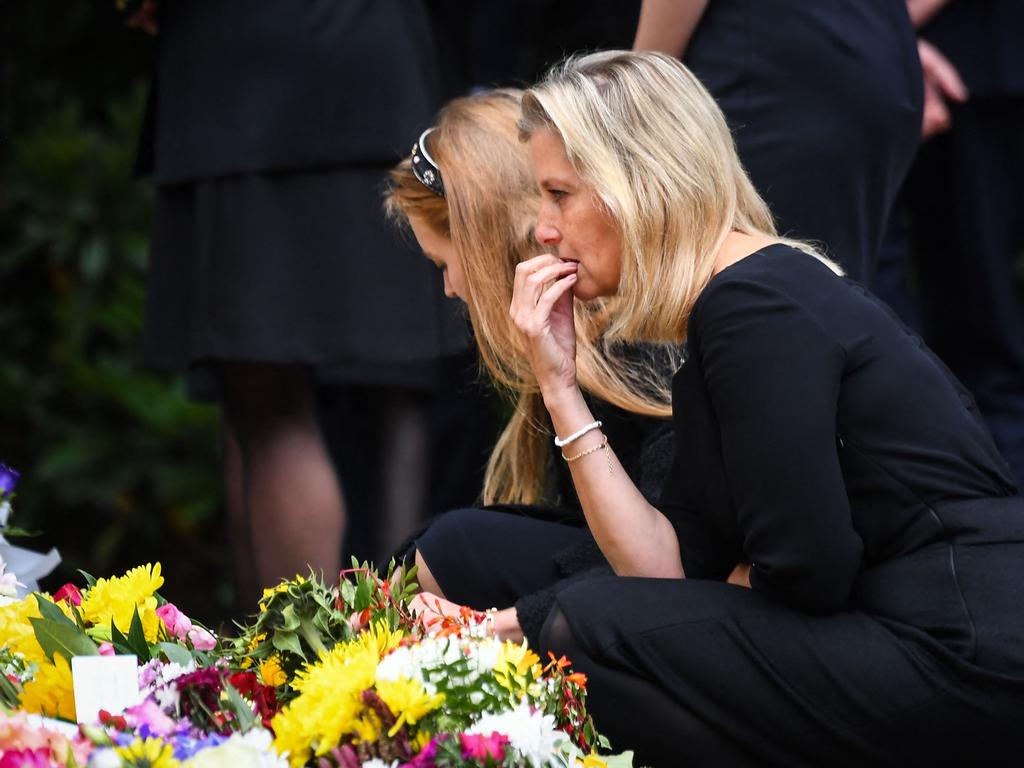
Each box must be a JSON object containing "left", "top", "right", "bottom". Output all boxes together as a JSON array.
[{"left": 141, "top": 166, "right": 468, "bottom": 377}]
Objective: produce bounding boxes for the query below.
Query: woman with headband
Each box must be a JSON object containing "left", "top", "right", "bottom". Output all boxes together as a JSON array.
[
  {"left": 386, "top": 89, "right": 681, "bottom": 645},
  {"left": 504, "top": 51, "right": 1024, "bottom": 765}
]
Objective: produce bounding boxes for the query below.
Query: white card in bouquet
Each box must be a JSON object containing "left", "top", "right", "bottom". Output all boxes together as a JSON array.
[{"left": 72, "top": 654, "right": 140, "bottom": 724}]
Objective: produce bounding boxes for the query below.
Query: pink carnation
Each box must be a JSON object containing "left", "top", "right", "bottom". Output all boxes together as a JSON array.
[
  {"left": 460, "top": 731, "right": 509, "bottom": 762},
  {"left": 156, "top": 603, "right": 192, "bottom": 640}
]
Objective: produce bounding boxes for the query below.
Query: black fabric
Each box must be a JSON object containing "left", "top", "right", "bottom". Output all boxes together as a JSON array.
[
  {"left": 684, "top": 0, "right": 922, "bottom": 284},
  {"left": 141, "top": 169, "right": 467, "bottom": 372},
  {"left": 922, "top": 0, "right": 1024, "bottom": 97},
  {"left": 138, "top": 0, "right": 439, "bottom": 183},
  {"left": 414, "top": 507, "right": 592, "bottom": 608},
  {"left": 542, "top": 246, "right": 1024, "bottom": 765},
  {"left": 904, "top": 99, "right": 1024, "bottom": 490}
]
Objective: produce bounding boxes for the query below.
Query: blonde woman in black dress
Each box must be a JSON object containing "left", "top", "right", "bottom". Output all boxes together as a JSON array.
[{"left": 502, "top": 51, "right": 1024, "bottom": 766}]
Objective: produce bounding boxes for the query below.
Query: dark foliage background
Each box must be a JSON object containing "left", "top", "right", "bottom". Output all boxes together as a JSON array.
[{"left": 0, "top": 2, "right": 231, "bottom": 625}]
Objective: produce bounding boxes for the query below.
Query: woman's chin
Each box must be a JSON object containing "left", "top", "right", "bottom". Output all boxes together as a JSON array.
[{"left": 571, "top": 279, "right": 606, "bottom": 302}]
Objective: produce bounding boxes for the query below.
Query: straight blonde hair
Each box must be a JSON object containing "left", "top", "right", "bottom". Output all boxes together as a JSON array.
[
  {"left": 519, "top": 51, "right": 839, "bottom": 344},
  {"left": 386, "top": 89, "right": 677, "bottom": 505}
]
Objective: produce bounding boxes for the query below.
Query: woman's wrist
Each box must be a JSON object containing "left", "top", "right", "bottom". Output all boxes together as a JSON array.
[{"left": 540, "top": 383, "right": 586, "bottom": 417}]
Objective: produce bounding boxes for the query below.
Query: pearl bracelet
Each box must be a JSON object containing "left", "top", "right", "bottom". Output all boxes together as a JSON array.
[{"left": 553, "top": 419, "right": 603, "bottom": 447}]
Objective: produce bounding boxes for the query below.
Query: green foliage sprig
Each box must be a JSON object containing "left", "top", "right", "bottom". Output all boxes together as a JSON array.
[{"left": 228, "top": 560, "right": 420, "bottom": 702}]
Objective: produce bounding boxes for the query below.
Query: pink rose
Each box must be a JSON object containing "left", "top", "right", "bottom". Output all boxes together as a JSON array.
[
  {"left": 460, "top": 732, "right": 508, "bottom": 762},
  {"left": 187, "top": 625, "right": 216, "bottom": 651},
  {"left": 156, "top": 603, "right": 192, "bottom": 640},
  {"left": 97, "top": 642, "right": 116, "bottom": 657}
]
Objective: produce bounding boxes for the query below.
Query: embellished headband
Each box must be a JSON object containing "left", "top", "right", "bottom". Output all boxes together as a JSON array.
[{"left": 411, "top": 127, "right": 445, "bottom": 198}]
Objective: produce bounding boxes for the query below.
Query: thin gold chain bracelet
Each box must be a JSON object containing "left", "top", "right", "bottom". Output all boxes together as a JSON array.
[{"left": 562, "top": 435, "right": 609, "bottom": 462}]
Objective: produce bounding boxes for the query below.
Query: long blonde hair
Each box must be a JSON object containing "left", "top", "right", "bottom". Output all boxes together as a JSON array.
[
  {"left": 386, "top": 89, "right": 676, "bottom": 505},
  {"left": 519, "top": 51, "right": 838, "bottom": 344}
]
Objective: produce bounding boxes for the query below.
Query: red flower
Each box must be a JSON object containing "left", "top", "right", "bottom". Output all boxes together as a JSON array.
[
  {"left": 228, "top": 671, "right": 280, "bottom": 728},
  {"left": 99, "top": 708, "right": 127, "bottom": 730},
  {"left": 53, "top": 583, "right": 82, "bottom": 606}
]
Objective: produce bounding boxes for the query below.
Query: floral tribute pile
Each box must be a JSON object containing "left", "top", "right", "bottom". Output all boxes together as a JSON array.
[{"left": 0, "top": 468, "right": 633, "bottom": 768}]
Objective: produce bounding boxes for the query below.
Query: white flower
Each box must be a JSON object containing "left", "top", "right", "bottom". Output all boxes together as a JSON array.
[
  {"left": 376, "top": 636, "right": 504, "bottom": 694},
  {"left": 467, "top": 703, "right": 568, "bottom": 768},
  {"left": 182, "top": 728, "right": 288, "bottom": 768},
  {"left": 138, "top": 658, "right": 197, "bottom": 711},
  {"left": 0, "top": 556, "right": 21, "bottom": 599},
  {"left": 0, "top": 500, "right": 11, "bottom": 529},
  {"left": 88, "top": 748, "right": 123, "bottom": 768}
]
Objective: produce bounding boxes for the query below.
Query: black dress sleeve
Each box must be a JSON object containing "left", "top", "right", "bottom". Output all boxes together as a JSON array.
[{"left": 693, "top": 277, "right": 863, "bottom": 612}]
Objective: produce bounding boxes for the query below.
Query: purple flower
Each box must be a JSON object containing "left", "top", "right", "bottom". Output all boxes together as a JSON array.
[{"left": 0, "top": 464, "right": 19, "bottom": 495}]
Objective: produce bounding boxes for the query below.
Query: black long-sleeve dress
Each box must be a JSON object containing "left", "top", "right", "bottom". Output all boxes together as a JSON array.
[{"left": 539, "top": 245, "right": 1024, "bottom": 766}]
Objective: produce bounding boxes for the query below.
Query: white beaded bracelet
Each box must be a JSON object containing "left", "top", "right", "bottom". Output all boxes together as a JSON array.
[{"left": 553, "top": 420, "right": 603, "bottom": 447}]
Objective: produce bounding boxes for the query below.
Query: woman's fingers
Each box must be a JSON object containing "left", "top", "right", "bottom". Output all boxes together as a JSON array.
[
  {"left": 535, "top": 273, "right": 578, "bottom": 318},
  {"left": 511, "top": 260, "right": 577, "bottom": 327}
]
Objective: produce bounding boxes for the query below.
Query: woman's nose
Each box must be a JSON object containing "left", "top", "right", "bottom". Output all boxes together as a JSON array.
[{"left": 534, "top": 220, "right": 561, "bottom": 246}]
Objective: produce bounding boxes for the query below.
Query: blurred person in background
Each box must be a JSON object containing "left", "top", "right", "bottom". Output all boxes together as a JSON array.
[
  {"left": 900, "top": 0, "right": 1024, "bottom": 489},
  {"left": 633, "top": 0, "right": 923, "bottom": 285},
  {"left": 137, "top": 0, "right": 467, "bottom": 607}
]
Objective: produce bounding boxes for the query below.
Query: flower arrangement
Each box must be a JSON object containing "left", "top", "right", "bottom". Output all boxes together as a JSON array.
[{"left": 0, "top": 469, "right": 633, "bottom": 767}]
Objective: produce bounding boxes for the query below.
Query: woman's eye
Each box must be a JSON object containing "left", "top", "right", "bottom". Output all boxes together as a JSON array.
[{"left": 549, "top": 189, "right": 567, "bottom": 201}]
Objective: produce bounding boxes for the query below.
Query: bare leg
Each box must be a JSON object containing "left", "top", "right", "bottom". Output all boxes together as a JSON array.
[{"left": 220, "top": 361, "right": 345, "bottom": 589}]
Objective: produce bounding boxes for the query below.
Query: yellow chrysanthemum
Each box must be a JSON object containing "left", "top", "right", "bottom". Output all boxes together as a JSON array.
[
  {"left": 258, "top": 655, "right": 287, "bottom": 686},
  {"left": 376, "top": 677, "right": 445, "bottom": 737},
  {"left": 20, "top": 652, "right": 76, "bottom": 721},
  {"left": 580, "top": 756, "right": 608, "bottom": 768},
  {"left": 494, "top": 640, "right": 543, "bottom": 696},
  {"left": 80, "top": 563, "right": 164, "bottom": 642},
  {"left": 271, "top": 625, "right": 395, "bottom": 768},
  {"left": 0, "top": 594, "right": 46, "bottom": 662},
  {"left": 116, "top": 735, "right": 181, "bottom": 768},
  {"left": 366, "top": 621, "right": 404, "bottom": 659}
]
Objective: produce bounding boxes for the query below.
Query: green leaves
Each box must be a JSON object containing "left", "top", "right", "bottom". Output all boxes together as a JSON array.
[
  {"left": 222, "top": 681, "right": 259, "bottom": 733},
  {"left": 28, "top": 593, "right": 99, "bottom": 662},
  {"left": 29, "top": 617, "right": 99, "bottom": 663},
  {"left": 157, "top": 642, "right": 193, "bottom": 667},
  {"left": 227, "top": 561, "right": 419, "bottom": 703}
]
